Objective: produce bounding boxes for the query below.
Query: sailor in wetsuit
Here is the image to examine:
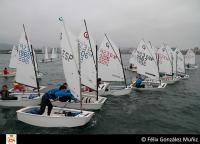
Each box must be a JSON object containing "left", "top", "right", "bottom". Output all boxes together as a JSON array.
[{"left": 38, "top": 85, "right": 78, "bottom": 116}]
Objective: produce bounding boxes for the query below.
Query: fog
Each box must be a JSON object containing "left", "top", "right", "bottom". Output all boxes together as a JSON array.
[{"left": 0, "top": 0, "right": 200, "bottom": 49}]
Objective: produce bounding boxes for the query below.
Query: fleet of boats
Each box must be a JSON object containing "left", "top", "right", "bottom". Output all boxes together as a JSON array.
[{"left": 0, "top": 17, "right": 198, "bottom": 128}]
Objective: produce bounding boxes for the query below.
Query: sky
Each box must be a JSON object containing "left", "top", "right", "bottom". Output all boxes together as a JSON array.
[{"left": 0, "top": 0, "right": 199, "bottom": 49}]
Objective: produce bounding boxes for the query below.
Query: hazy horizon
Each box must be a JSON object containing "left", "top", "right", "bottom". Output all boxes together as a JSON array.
[{"left": 0, "top": 0, "right": 200, "bottom": 50}]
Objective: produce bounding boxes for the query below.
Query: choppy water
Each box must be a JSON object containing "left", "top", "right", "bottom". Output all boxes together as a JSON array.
[{"left": 0, "top": 54, "right": 200, "bottom": 134}]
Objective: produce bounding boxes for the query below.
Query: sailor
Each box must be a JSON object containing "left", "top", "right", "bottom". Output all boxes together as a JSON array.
[
  {"left": 12, "top": 81, "right": 25, "bottom": 92},
  {"left": 187, "top": 63, "right": 189, "bottom": 68},
  {"left": 0, "top": 85, "right": 17, "bottom": 100},
  {"left": 135, "top": 76, "right": 145, "bottom": 88},
  {"left": 3, "top": 67, "right": 9, "bottom": 75},
  {"left": 38, "top": 85, "right": 79, "bottom": 116},
  {"left": 129, "top": 64, "right": 133, "bottom": 69}
]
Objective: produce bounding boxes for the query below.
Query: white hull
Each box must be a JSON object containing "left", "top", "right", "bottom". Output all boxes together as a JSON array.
[
  {"left": 180, "top": 74, "right": 190, "bottom": 80},
  {"left": 0, "top": 93, "right": 43, "bottom": 107},
  {"left": 39, "top": 59, "right": 53, "bottom": 63},
  {"left": 124, "top": 66, "right": 137, "bottom": 72},
  {"left": 161, "top": 76, "right": 181, "bottom": 84},
  {"left": 185, "top": 65, "right": 198, "bottom": 70},
  {"left": 9, "top": 86, "right": 46, "bottom": 93},
  {"left": 0, "top": 71, "right": 16, "bottom": 77},
  {"left": 52, "top": 95, "right": 107, "bottom": 110},
  {"left": 130, "top": 82, "right": 167, "bottom": 91},
  {"left": 17, "top": 106, "right": 94, "bottom": 127},
  {"left": 37, "top": 72, "right": 43, "bottom": 79},
  {"left": 99, "top": 87, "right": 132, "bottom": 96}
]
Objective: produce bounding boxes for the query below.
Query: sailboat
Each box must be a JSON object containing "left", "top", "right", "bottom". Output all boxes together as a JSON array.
[
  {"left": 0, "top": 25, "right": 44, "bottom": 107},
  {"left": 17, "top": 18, "right": 94, "bottom": 128},
  {"left": 97, "top": 34, "right": 132, "bottom": 96},
  {"left": 174, "top": 48, "right": 189, "bottom": 79},
  {"left": 0, "top": 45, "right": 17, "bottom": 77},
  {"left": 40, "top": 47, "right": 52, "bottom": 63},
  {"left": 157, "top": 44, "right": 181, "bottom": 84},
  {"left": 51, "top": 48, "right": 58, "bottom": 60},
  {"left": 130, "top": 40, "right": 167, "bottom": 91},
  {"left": 52, "top": 19, "right": 107, "bottom": 110},
  {"left": 185, "top": 48, "right": 198, "bottom": 69},
  {"left": 125, "top": 48, "right": 137, "bottom": 72}
]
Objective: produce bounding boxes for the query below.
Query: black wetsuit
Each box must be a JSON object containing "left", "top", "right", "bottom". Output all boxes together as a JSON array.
[{"left": 0, "top": 90, "right": 17, "bottom": 100}]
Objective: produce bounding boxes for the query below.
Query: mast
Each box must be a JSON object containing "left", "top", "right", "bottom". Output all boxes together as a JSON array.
[
  {"left": 96, "top": 45, "right": 98, "bottom": 101},
  {"left": 171, "top": 53, "right": 173, "bottom": 79},
  {"left": 183, "top": 54, "right": 186, "bottom": 74},
  {"left": 83, "top": 19, "right": 98, "bottom": 100},
  {"left": 78, "top": 37, "right": 83, "bottom": 113},
  {"left": 22, "top": 24, "right": 40, "bottom": 96},
  {"left": 104, "top": 33, "right": 127, "bottom": 87},
  {"left": 83, "top": 19, "right": 96, "bottom": 65},
  {"left": 164, "top": 44, "right": 173, "bottom": 78},
  {"left": 176, "top": 51, "right": 178, "bottom": 76},
  {"left": 119, "top": 48, "right": 127, "bottom": 87}
]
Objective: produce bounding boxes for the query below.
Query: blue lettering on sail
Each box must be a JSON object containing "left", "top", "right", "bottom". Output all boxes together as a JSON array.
[
  {"left": 137, "top": 51, "right": 154, "bottom": 66},
  {"left": 78, "top": 41, "right": 93, "bottom": 62},
  {"left": 18, "top": 44, "right": 31, "bottom": 64}
]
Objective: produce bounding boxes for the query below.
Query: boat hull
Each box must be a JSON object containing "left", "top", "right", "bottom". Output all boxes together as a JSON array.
[
  {"left": 0, "top": 93, "right": 43, "bottom": 107},
  {"left": 17, "top": 106, "right": 94, "bottom": 127},
  {"left": 0, "top": 71, "right": 16, "bottom": 77},
  {"left": 52, "top": 95, "right": 107, "bottom": 110},
  {"left": 130, "top": 82, "right": 167, "bottom": 91}
]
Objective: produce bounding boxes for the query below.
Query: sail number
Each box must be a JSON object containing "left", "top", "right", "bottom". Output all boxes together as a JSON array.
[
  {"left": 62, "top": 50, "right": 73, "bottom": 62},
  {"left": 137, "top": 51, "right": 154, "bottom": 66},
  {"left": 78, "top": 41, "right": 93, "bottom": 62},
  {"left": 18, "top": 44, "right": 32, "bottom": 64}
]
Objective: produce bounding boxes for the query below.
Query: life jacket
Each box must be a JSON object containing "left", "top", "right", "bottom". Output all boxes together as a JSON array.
[
  {"left": 85, "top": 86, "right": 93, "bottom": 92},
  {"left": 3, "top": 70, "right": 9, "bottom": 75},
  {"left": 13, "top": 83, "right": 25, "bottom": 91}
]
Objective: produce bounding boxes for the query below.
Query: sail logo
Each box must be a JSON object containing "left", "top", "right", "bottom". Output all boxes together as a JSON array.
[
  {"left": 84, "top": 32, "right": 89, "bottom": 39},
  {"left": 142, "top": 45, "right": 146, "bottom": 50},
  {"left": 78, "top": 41, "right": 93, "bottom": 62},
  {"left": 137, "top": 51, "right": 154, "bottom": 66},
  {"left": 98, "top": 49, "right": 117, "bottom": 65},
  {"left": 6, "top": 134, "right": 17, "bottom": 144},
  {"left": 62, "top": 49, "right": 73, "bottom": 62},
  {"left": 18, "top": 44, "right": 31, "bottom": 64},
  {"left": 106, "top": 42, "right": 110, "bottom": 48}
]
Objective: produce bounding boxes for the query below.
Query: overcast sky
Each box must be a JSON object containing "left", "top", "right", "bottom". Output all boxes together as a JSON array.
[{"left": 0, "top": 0, "right": 199, "bottom": 49}]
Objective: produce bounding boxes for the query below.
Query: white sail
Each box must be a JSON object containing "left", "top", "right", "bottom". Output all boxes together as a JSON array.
[
  {"left": 51, "top": 48, "right": 58, "bottom": 59},
  {"left": 176, "top": 48, "right": 185, "bottom": 74},
  {"left": 146, "top": 41, "right": 157, "bottom": 60},
  {"left": 185, "top": 49, "right": 195, "bottom": 65},
  {"left": 136, "top": 40, "right": 159, "bottom": 80},
  {"left": 9, "top": 45, "right": 18, "bottom": 69},
  {"left": 78, "top": 28, "right": 97, "bottom": 90},
  {"left": 129, "top": 48, "right": 137, "bottom": 66},
  {"left": 98, "top": 36, "right": 124, "bottom": 82},
  {"left": 15, "top": 30, "right": 37, "bottom": 88},
  {"left": 59, "top": 18, "right": 80, "bottom": 98},
  {"left": 157, "top": 45, "right": 172, "bottom": 75},
  {"left": 44, "top": 47, "right": 49, "bottom": 60}
]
